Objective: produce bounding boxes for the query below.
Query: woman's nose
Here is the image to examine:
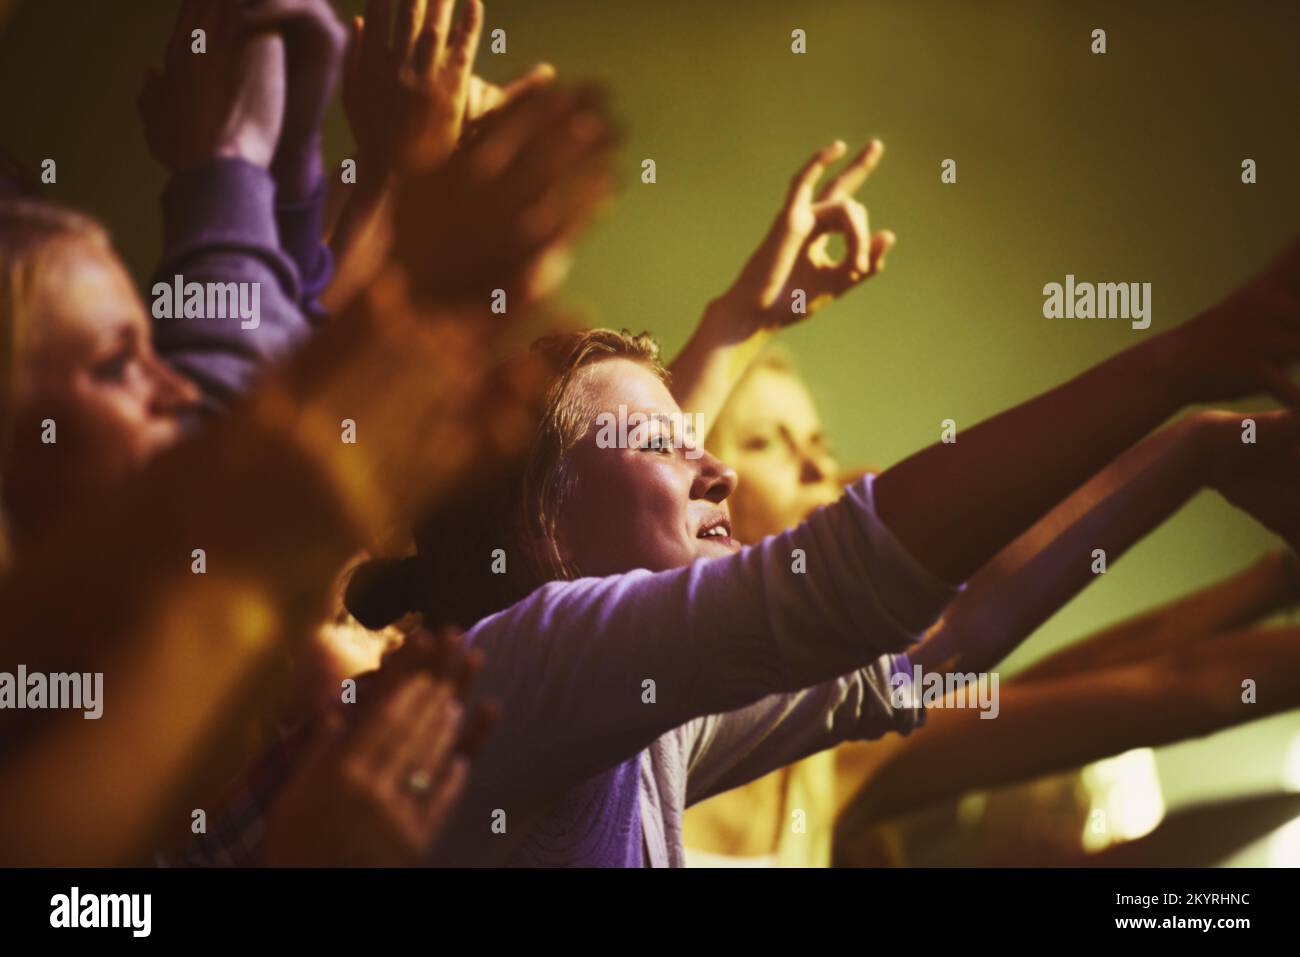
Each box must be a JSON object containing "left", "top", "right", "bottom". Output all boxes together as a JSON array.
[
  {"left": 693, "top": 450, "right": 739, "bottom": 504},
  {"left": 799, "top": 454, "right": 827, "bottom": 484},
  {"left": 147, "top": 353, "right": 201, "bottom": 415}
]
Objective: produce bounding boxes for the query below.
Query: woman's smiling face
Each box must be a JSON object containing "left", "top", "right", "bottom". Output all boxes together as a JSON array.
[{"left": 557, "top": 357, "right": 740, "bottom": 576}]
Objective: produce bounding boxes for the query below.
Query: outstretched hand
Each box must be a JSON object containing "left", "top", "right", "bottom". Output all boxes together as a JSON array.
[
  {"left": 1205, "top": 409, "right": 1300, "bottom": 551},
  {"left": 1159, "top": 238, "right": 1300, "bottom": 409},
  {"left": 344, "top": 0, "right": 485, "bottom": 182}
]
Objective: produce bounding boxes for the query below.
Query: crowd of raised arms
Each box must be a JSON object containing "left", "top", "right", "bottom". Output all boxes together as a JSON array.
[{"left": 2, "top": 0, "right": 1299, "bottom": 867}]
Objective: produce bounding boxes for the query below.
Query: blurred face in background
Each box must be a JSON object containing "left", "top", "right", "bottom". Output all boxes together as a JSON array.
[
  {"left": 708, "top": 362, "right": 845, "bottom": 544},
  {"left": 5, "top": 238, "right": 199, "bottom": 537}
]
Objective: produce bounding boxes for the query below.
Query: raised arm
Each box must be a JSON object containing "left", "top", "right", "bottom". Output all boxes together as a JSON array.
[
  {"left": 670, "top": 140, "right": 894, "bottom": 431},
  {"left": 0, "top": 79, "right": 615, "bottom": 865},
  {"left": 139, "top": 0, "right": 311, "bottom": 409},
  {"left": 908, "top": 408, "right": 1300, "bottom": 674},
  {"left": 245, "top": 0, "right": 348, "bottom": 320},
  {"left": 432, "top": 474, "right": 956, "bottom": 864},
  {"left": 874, "top": 238, "right": 1300, "bottom": 585},
  {"left": 832, "top": 548, "right": 1300, "bottom": 816},
  {"left": 326, "top": 0, "right": 555, "bottom": 313},
  {"left": 1012, "top": 549, "right": 1299, "bottom": 684},
  {"left": 838, "top": 622, "right": 1300, "bottom": 836}
]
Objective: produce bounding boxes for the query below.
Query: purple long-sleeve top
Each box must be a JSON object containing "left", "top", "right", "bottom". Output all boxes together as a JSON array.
[
  {"left": 143, "top": 160, "right": 958, "bottom": 867},
  {"left": 433, "top": 474, "right": 959, "bottom": 866},
  {"left": 150, "top": 157, "right": 331, "bottom": 410}
]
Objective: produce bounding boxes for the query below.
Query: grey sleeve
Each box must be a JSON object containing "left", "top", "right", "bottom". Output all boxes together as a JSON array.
[{"left": 682, "top": 653, "right": 924, "bottom": 807}]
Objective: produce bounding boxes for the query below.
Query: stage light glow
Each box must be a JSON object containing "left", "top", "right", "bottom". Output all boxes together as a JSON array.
[
  {"left": 1266, "top": 816, "right": 1300, "bottom": 866},
  {"left": 1080, "top": 748, "right": 1164, "bottom": 851},
  {"left": 1281, "top": 731, "right": 1300, "bottom": 791}
]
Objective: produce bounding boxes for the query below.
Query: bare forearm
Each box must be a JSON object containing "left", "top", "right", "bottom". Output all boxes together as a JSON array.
[
  {"left": 322, "top": 183, "right": 394, "bottom": 316},
  {"left": 849, "top": 628, "right": 1300, "bottom": 827},
  {"left": 876, "top": 337, "right": 1185, "bottom": 585},
  {"left": 1015, "top": 550, "right": 1300, "bottom": 683},
  {"left": 909, "top": 411, "right": 1209, "bottom": 674},
  {"left": 669, "top": 297, "right": 773, "bottom": 434}
]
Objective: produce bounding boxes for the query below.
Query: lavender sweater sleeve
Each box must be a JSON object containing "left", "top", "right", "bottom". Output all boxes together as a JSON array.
[
  {"left": 150, "top": 159, "right": 317, "bottom": 410},
  {"left": 274, "top": 176, "right": 333, "bottom": 323},
  {"left": 439, "top": 473, "right": 957, "bottom": 862}
]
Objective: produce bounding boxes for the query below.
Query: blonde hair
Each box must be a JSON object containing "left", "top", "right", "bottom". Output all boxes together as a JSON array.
[
  {"left": 0, "top": 199, "right": 110, "bottom": 569},
  {"left": 711, "top": 345, "right": 798, "bottom": 441}
]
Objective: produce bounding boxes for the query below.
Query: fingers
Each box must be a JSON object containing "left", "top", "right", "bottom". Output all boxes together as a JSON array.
[
  {"left": 427, "top": 0, "right": 458, "bottom": 46},
  {"left": 379, "top": 625, "right": 445, "bottom": 676},
  {"left": 464, "top": 63, "right": 555, "bottom": 125},
  {"left": 412, "top": 24, "right": 440, "bottom": 76},
  {"left": 498, "top": 62, "right": 557, "bottom": 106},
  {"left": 867, "top": 228, "right": 896, "bottom": 278},
  {"left": 394, "top": 0, "right": 428, "bottom": 64},
  {"left": 418, "top": 754, "right": 469, "bottom": 834},
  {"left": 350, "top": 672, "right": 438, "bottom": 772},
  {"left": 507, "top": 96, "right": 615, "bottom": 200},
  {"left": 511, "top": 132, "right": 617, "bottom": 260},
  {"left": 469, "top": 85, "right": 593, "bottom": 180},
  {"left": 819, "top": 138, "right": 884, "bottom": 201},
  {"left": 390, "top": 680, "right": 462, "bottom": 776},
  {"left": 444, "top": 0, "right": 484, "bottom": 80},
  {"left": 1259, "top": 363, "right": 1300, "bottom": 410},
  {"left": 812, "top": 198, "right": 869, "bottom": 279},
  {"left": 785, "top": 140, "right": 847, "bottom": 212}
]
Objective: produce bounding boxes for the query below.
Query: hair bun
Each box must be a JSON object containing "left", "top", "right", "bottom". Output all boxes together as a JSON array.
[{"left": 343, "top": 555, "right": 426, "bottom": 630}]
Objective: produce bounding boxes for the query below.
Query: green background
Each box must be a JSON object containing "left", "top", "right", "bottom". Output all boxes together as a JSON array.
[{"left": 3, "top": 0, "right": 1299, "bottom": 863}]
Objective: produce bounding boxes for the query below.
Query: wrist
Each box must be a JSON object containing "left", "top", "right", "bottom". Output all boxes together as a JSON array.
[
  {"left": 272, "top": 135, "right": 325, "bottom": 203},
  {"left": 213, "top": 134, "right": 276, "bottom": 171},
  {"left": 700, "top": 290, "right": 764, "bottom": 348}
]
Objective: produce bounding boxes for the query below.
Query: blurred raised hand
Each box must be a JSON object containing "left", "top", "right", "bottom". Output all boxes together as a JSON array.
[
  {"left": 327, "top": 0, "right": 576, "bottom": 312},
  {"left": 391, "top": 81, "right": 615, "bottom": 307},
  {"left": 465, "top": 62, "right": 557, "bottom": 128},
  {"left": 345, "top": 0, "right": 482, "bottom": 180}
]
